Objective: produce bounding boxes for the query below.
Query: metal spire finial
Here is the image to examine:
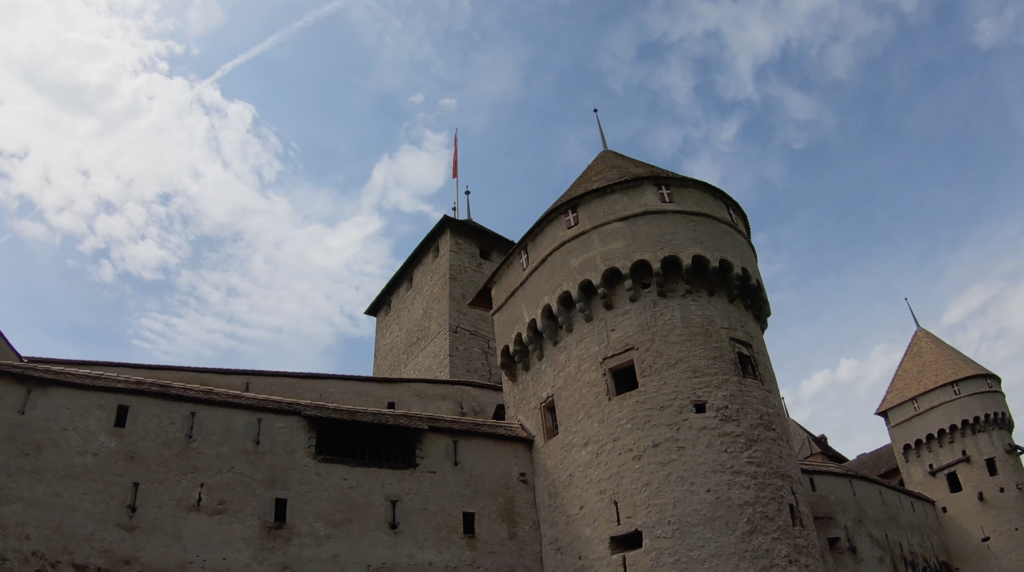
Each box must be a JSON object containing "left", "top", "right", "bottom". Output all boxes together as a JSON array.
[
  {"left": 464, "top": 186, "right": 472, "bottom": 221},
  {"left": 905, "top": 298, "right": 921, "bottom": 330},
  {"left": 593, "top": 108, "right": 608, "bottom": 151}
]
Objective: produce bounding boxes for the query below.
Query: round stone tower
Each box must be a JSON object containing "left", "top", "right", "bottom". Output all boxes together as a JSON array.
[
  {"left": 471, "top": 150, "right": 824, "bottom": 571},
  {"left": 878, "top": 327, "right": 1024, "bottom": 571}
]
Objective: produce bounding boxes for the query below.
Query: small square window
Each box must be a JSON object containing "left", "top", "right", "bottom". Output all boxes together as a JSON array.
[
  {"left": 827, "top": 537, "right": 843, "bottom": 553},
  {"left": 609, "top": 529, "right": 643, "bottom": 555},
  {"left": 563, "top": 208, "right": 579, "bottom": 229},
  {"left": 952, "top": 382, "right": 961, "bottom": 396},
  {"left": 491, "top": 404, "right": 506, "bottom": 421},
  {"left": 657, "top": 185, "right": 673, "bottom": 203},
  {"left": 693, "top": 401, "right": 707, "bottom": 414},
  {"left": 274, "top": 497, "right": 288, "bottom": 526},
  {"left": 387, "top": 401, "right": 396, "bottom": 410},
  {"left": 912, "top": 399, "right": 920, "bottom": 412},
  {"left": 541, "top": 398, "right": 559, "bottom": 441},
  {"left": 114, "top": 404, "right": 130, "bottom": 428},
  {"left": 986, "top": 457, "right": 998, "bottom": 477},
  {"left": 479, "top": 248, "right": 491, "bottom": 261},
  {"left": 946, "top": 471, "right": 963, "bottom": 494},
  {"left": 462, "top": 511, "right": 476, "bottom": 537},
  {"left": 519, "top": 248, "right": 529, "bottom": 271},
  {"left": 737, "top": 352, "right": 758, "bottom": 380},
  {"left": 941, "top": 506, "right": 947, "bottom": 513},
  {"left": 609, "top": 361, "right": 639, "bottom": 397}
]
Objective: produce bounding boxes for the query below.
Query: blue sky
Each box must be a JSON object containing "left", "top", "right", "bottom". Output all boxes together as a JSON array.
[{"left": 2, "top": 0, "right": 1023, "bottom": 456}]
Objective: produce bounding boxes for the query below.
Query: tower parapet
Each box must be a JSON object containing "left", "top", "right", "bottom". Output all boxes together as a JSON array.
[
  {"left": 878, "top": 327, "right": 1024, "bottom": 570},
  {"left": 473, "top": 150, "right": 824, "bottom": 571}
]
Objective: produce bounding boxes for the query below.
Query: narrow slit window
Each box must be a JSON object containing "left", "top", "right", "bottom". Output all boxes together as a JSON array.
[
  {"left": 946, "top": 471, "right": 963, "bottom": 494},
  {"left": 986, "top": 457, "right": 998, "bottom": 477},
  {"left": 737, "top": 352, "right": 758, "bottom": 380},
  {"left": 541, "top": 398, "right": 559, "bottom": 441},
  {"left": 114, "top": 404, "right": 130, "bottom": 428},
  {"left": 987, "top": 377, "right": 994, "bottom": 388},
  {"left": 952, "top": 382, "right": 961, "bottom": 396},
  {"left": 609, "top": 530, "right": 643, "bottom": 555},
  {"left": 789, "top": 503, "right": 799, "bottom": 527},
  {"left": 453, "top": 440, "right": 460, "bottom": 467},
  {"left": 609, "top": 361, "right": 639, "bottom": 397},
  {"left": 462, "top": 511, "right": 476, "bottom": 537},
  {"left": 809, "top": 477, "right": 817, "bottom": 492},
  {"left": 912, "top": 399, "right": 920, "bottom": 412},
  {"left": 273, "top": 497, "right": 288, "bottom": 525}
]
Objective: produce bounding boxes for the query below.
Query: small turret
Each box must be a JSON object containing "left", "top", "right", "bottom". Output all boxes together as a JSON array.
[{"left": 878, "top": 327, "right": 1024, "bottom": 570}]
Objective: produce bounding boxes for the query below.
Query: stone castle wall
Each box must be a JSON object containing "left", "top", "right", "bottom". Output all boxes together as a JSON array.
[
  {"left": 0, "top": 373, "right": 543, "bottom": 572},
  {"left": 802, "top": 465, "right": 954, "bottom": 572},
  {"left": 488, "top": 181, "right": 823, "bottom": 572},
  {"left": 372, "top": 233, "right": 451, "bottom": 380},
  {"left": 447, "top": 228, "right": 506, "bottom": 384},
  {"left": 30, "top": 360, "right": 504, "bottom": 419}
]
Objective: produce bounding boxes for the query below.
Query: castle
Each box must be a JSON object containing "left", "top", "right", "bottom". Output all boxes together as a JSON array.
[{"left": 1, "top": 148, "right": 1021, "bottom": 572}]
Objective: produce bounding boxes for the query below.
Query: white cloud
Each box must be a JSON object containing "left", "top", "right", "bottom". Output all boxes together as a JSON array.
[
  {"left": 969, "top": 0, "right": 1024, "bottom": 50},
  {"left": 0, "top": 0, "right": 450, "bottom": 365},
  {"left": 409, "top": 92, "right": 425, "bottom": 104},
  {"left": 438, "top": 98, "right": 458, "bottom": 111},
  {"left": 784, "top": 343, "right": 905, "bottom": 456}
]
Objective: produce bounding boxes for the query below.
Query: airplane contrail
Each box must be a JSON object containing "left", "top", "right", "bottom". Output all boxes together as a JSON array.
[{"left": 204, "top": 0, "right": 346, "bottom": 85}]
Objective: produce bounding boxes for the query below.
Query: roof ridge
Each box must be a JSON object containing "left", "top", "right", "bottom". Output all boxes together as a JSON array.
[{"left": 0, "top": 361, "right": 527, "bottom": 437}]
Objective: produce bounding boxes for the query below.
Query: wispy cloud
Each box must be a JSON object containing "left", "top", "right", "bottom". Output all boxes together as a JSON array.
[
  {"left": 205, "top": 0, "right": 346, "bottom": 84},
  {"left": 0, "top": 0, "right": 450, "bottom": 367}
]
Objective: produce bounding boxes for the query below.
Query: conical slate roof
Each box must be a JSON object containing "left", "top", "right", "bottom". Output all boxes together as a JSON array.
[
  {"left": 875, "top": 328, "right": 996, "bottom": 414},
  {"left": 546, "top": 149, "right": 686, "bottom": 215}
]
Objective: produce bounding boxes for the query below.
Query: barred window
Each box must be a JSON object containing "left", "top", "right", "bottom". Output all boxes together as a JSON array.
[{"left": 315, "top": 420, "right": 417, "bottom": 469}]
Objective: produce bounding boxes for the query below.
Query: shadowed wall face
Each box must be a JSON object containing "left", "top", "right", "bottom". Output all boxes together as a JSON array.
[{"left": 489, "top": 179, "right": 824, "bottom": 572}]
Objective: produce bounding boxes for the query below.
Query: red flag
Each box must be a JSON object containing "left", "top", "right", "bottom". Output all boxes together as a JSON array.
[{"left": 452, "top": 129, "right": 458, "bottom": 179}]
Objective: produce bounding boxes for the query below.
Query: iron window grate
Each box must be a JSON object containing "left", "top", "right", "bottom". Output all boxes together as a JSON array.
[{"left": 315, "top": 420, "right": 418, "bottom": 469}]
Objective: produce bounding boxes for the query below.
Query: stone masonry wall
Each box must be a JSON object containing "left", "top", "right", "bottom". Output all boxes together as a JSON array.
[
  {"left": 0, "top": 374, "right": 543, "bottom": 572},
  {"left": 489, "top": 181, "right": 825, "bottom": 572},
  {"left": 35, "top": 361, "right": 504, "bottom": 419},
  {"left": 373, "top": 233, "right": 451, "bottom": 380},
  {"left": 803, "top": 469, "right": 953, "bottom": 572},
  {"left": 447, "top": 228, "right": 507, "bottom": 384}
]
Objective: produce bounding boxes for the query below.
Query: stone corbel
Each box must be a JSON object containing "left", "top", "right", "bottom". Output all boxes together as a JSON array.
[
  {"left": 653, "top": 267, "right": 666, "bottom": 297},
  {"left": 597, "top": 282, "right": 613, "bottom": 310},
  {"left": 555, "top": 306, "right": 573, "bottom": 333},
  {"left": 623, "top": 271, "right": 639, "bottom": 302},
  {"left": 573, "top": 291, "right": 593, "bottom": 322}
]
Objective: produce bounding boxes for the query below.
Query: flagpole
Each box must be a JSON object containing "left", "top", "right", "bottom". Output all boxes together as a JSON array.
[{"left": 453, "top": 128, "right": 460, "bottom": 219}]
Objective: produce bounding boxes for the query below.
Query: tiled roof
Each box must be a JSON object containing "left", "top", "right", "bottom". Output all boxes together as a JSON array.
[
  {"left": 788, "top": 418, "right": 849, "bottom": 463},
  {"left": 799, "top": 459, "right": 934, "bottom": 503},
  {"left": 875, "top": 328, "right": 996, "bottom": 414},
  {"left": 24, "top": 356, "right": 503, "bottom": 391},
  {"left": 844, "top": 444, "right": 900, "bottom": 478},
  {"left": 0, "top": 361, "right": 529, "bottom": 441},
  {"left": 364, "top": 215, "right": 513, "bottom": 316}
]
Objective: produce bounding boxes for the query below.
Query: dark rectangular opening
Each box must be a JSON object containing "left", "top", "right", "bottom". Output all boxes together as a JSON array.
[
  {"left": 946, "top": 471, "right": 963, "bottom": 494},
  {"left": 789, "top": 503, "right": 799, "bottom": 527},
  {"left": 941, "top": 506, "right": 947, "bottom": 513},
  {"left": 610, "top": 361, "right": 639, "bottom": 396},
  {"left": 541, "top": 398, "right": 559, "bottom": 441},
  {"left": 479, "top": 248, "right": 491, "bottom": 261},
  {"left": 462, "top": 511, "right": 476, "bottom": 537},
  {"left": 491, "top": 404, "right": 506, "bottom": 421},
  {"left": 693, "top": 402, "right": 707, "bottom": 414},
  {"left": 273, "top": 497, "right": 287, "bottom": 525},
  {"left": 737, "top": 352, "right": 758, "bottom": 379},
  {"left": 114, "top": 404, "right": 130, "bottom": 428},
  {"left": 386, "top": 401, "right": 396, "bottom": 410},
  {"left": 827, "top": 537, "right": 842, "bottom": 553},
  {"left": 609, "top": 529, "right": 643, "bottom": 555},
  {"left": 986, "top": 457, "right": 998, "bottom": 477},
  {"left": 809, "top": 477, "right": 817, "bottom": 492},
  {"left": 315, "top": 420, "right": 417, "bottom": 469}
]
